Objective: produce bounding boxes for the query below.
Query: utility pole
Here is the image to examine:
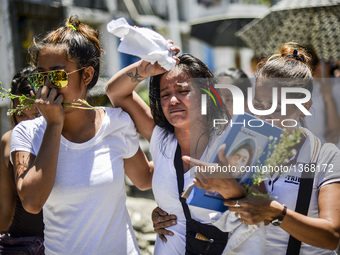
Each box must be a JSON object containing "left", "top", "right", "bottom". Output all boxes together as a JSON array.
[
  {"left": 0, "top": 0, "right": 15, "bottom": 93},
  {"left": 0, "top": 0, "right": 16, "bottom": 136},
  {"left": 167, "top": 0, "right": 182, "bottom": 49}
]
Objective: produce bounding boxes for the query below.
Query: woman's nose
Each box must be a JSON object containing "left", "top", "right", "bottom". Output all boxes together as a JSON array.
[
  {"left": 44, "top": 76, "right": 54, "bottom": 88},
  {"left": 170, "top": 94, "right": 180, "bottom": 105}
]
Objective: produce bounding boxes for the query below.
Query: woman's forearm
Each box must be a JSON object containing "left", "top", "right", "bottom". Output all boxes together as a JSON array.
[
  {"left": 105, "top": 60, "right": 146, "bottom": 107},
  {"left": 124, "top": 149, "right": 154, "bottom": 191},
  {"left": 14, "top": 123, "right": 63, "bottom": 214},
  {"left": 105, "top": 61, "right": 159, "bottom": 141},
  {"left": 275, "top": 182, "right": 340, "bottom": 250},
  {"left": 280, "top": 207, "right": 339, "bottom": 250},
  {"left": 280, "top": 183, "right": 340, "bottom": 250},
  {"left": 225, "top": 183, "right": 340, "bottom": 250}
]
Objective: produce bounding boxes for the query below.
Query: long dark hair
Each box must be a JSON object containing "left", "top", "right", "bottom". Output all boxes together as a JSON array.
[
  {"left": 217, "top": 68, "right": 252, "bottom": 99},
  {"left": 149, "top": 53, "right": 229, "bottom": 151},
  {"left": 10, "top": 66, "right": 36, "bottom": 125},
  {"left": 28, "top": 15, "right": 102, "bottom": 90}
]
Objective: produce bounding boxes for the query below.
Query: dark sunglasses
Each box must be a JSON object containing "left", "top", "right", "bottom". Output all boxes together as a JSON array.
[{"left": 28, "top": 67, "right": 85, "bottom": 90}]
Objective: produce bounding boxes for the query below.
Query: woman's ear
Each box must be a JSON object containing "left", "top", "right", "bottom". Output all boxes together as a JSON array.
[{"left": 82, "top": 66, "right": 95, "bottom": 87}]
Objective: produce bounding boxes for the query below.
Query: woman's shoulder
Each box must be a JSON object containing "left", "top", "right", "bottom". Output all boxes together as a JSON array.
[
  {"left": 315, "top": 143, "right": 340, "bottom": 189},
  {"left": 14, "top": 116, "right": 45, "bottom": 132},
  {"left": 101, "top": 107, "right": 139, "bottom": 139},
  {"left": 150, "top": 125, "right": 177, "bottom": 157},
  {"left": 1, "top": 129, "right": 12, "bottom": 144},
  {"left": 302, "top": 128, "right": 340, "bottom": 158},
  {"left": 0, "top": 130, "right": 12, "bottom": 165},
  {"left": 318, "top": 142, "right": 340, "bottom": 161},
  {"left": 103, "top": 107, "right": 134, "bottom": 123},
  {"left": 16, "top": 116, "right": 43, "bottom": 127},
  {"left": 151, "top": 125, "right": 175, "bottom": 144}
]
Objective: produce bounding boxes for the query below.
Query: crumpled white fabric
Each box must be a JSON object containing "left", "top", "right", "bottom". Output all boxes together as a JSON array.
[
  {"left": 209, "top": 211, "right": 266, "bottom": 254},
  {"left": 107, "top": 18, "right": 176, "bottom": 71}
]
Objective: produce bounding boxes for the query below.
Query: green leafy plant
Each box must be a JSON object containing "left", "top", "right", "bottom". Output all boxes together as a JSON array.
[
  {"left": 247, "top": 129, "right": 303, "bottom": 197},
  {"left": 0, "top": 84, "right": 95, "bottom": 116}
]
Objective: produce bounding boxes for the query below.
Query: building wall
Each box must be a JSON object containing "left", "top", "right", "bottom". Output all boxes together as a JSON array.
[{"left": 0, "top": 0, "right": 16, "bottom": 134}]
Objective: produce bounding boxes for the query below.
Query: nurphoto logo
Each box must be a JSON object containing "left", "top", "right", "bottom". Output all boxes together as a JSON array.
[{"left": 198, "top": 78, "right": 312, "bottom": 128}]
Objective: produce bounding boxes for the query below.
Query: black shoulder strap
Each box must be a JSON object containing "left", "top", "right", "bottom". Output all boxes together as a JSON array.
[
  {"left": 286, "top": 137, "right": 321, "bottom": 255},
  {"left": 174, "top": 143, "right": 192, "bottom": 220}
]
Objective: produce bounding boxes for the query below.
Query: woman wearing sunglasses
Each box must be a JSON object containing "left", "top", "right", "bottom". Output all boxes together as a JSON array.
[{"left": 10, "top": 16, "right": 153, "bottom": 255}]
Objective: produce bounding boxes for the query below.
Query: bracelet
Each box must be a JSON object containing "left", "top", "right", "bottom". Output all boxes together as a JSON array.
[{"left": 271, "top": 204, "right": 287, "bottom": 226}]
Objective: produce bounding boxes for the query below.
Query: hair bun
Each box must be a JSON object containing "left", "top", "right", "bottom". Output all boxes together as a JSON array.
[
  {"left": 66, "top": 15, "right": 81, "bottom": 30},
  {"left": 285, "top": 48, "right": 305, "bottom": 63},
  {"left": 279, "top": 42, "right": 311, "bottom": 64}
]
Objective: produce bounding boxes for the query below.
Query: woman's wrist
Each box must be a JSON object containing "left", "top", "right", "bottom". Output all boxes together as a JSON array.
[
  {"left": 269, "top": 200, "right": 286, "bottom": 221},
  {"left": 137, "top": 60, "right": 153, "bottom": 78},
  {"left": 218, "top": 181, "right": 245, "bottom": 199},
  {"left": 45, "top": 121, "right": 64, "bottom": 131}
]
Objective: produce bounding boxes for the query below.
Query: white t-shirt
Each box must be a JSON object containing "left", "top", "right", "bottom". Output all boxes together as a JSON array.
[
  {"left": 11, "top": 107, "right": 140, "bottom": 255},
  {"left": 150, "top": 126, "right": 219, "bottom": 255},
  {"left": 150, "top": 126, "right": 265, "bottom": 255},
  {"left": 264, "top": 128, "right": 340, "bottom": 255}
]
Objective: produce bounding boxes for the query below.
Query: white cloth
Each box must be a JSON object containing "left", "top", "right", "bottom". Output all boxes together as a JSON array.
[
  {"left": 264, "top": 128, "right": 340, "bottom": 255},
  {"left": 107, "top": 18, "right": 176, "bottom": 71},
  {"left": 150, "top": 125, "right": 265, "bottom": 255},
  {"left": 10, "top": 107, "right": 140, "bottom": 255},
  {"left": 209, "top": 212, "right": 265, "bottom": 254}
]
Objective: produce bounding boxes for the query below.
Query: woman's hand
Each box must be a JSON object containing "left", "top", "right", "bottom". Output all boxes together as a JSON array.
[
  {"left": 224, "top": 190, "right": 282, "bottom": 225},
  {"left": 182, "top": 145, "right": 245, "bottom": 199},
  {"left": 151, "top": 206, "right": 177, "bottom": 242},
  {"left": 139, "top": 43, "right": 180, "bottom": 78},
  {"left": 34, "top": 86, "right": 64, "bottom": 126}
]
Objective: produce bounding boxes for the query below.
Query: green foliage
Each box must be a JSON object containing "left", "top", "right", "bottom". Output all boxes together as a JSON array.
[
  {"left": 61, "top": 99, "right": 96, "bottom": 110},
  {"left": 257, "top": 0, "right": 276, "bottom": 7},
  {"left": 0, "top": 84, "right": 95, "bottom": 116},
  {"left": 252, "top": 129, "right": 303, "bottom": 185},
  {"left": 137, "top": 88, "right": 150, "bottom": 106}
]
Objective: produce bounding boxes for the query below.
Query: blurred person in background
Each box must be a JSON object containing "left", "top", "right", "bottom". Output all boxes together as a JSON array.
[
  {"left": 293, "top": 43, "right": 340, "bottom": 147},
  {"left": 0, "top": 67, "right": 43, "bottom": 240},
  {"left": 216, "top": 67, "right": 252, "bottom": 114}
]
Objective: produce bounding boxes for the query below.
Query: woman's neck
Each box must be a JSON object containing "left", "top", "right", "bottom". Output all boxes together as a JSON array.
[
  {"left": 175, "top": 125, "right": 209, "bottom": 160},
  {"left": 62, "top": 108, "right": 104, "bottom": 143},
  {"left": 175, "top": 125, "right": 209, "bottom": 173}
]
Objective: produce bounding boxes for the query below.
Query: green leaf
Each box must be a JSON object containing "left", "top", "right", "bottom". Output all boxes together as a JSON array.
[{"left": 1, "top": 85, "right": 95, "bottom": 115}]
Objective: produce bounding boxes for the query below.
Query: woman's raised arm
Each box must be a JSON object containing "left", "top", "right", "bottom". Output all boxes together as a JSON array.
[
  {"left": 105, "top": 61, "right": 154, "bottom": 141},
  {"left": 11, "top": 87, "right": 65, "bottom": 214},
  {"left": 105, "top": 46, "right": 179, "bottom": 141}
]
